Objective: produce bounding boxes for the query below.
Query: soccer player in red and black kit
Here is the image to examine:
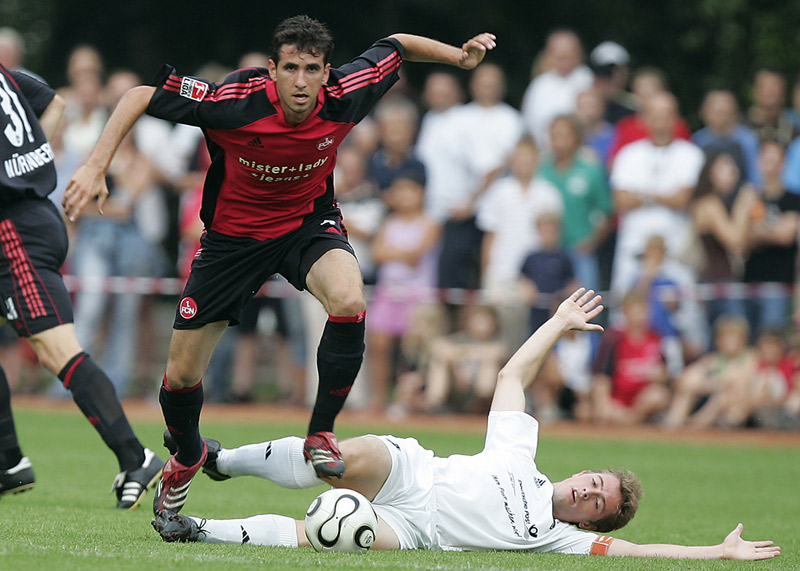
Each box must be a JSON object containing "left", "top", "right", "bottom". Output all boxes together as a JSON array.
[
  {"left": 0, "top": 65, "right": 164, "bottom": 508},
  {"left": 64, "top": 15, "right": 496, "bottom": 515}
]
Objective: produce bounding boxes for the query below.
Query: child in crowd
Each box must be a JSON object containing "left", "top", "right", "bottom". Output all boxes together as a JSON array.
[
  {"left": 590, "top": 289, "right": 671, "bottom": 424},
  {"left": 420, "top": 304, "right": 507, "bottom": 414},
  {"left": 367, "top": 172, "right": 440, "bottom": 412},
  {"left": 663, "top": 315, "right": 757, "bottom": 429},
  {"left": 779, "top": 327, "right": 800, "bottom": 429},
  {"left": 519, "top": 211, "right": 577, "bottom": 334},
  {"left": 518, "top": 214, "right": 589, "bottom": 423},
  {"left": 629, "top": 234, "right": 706, "bottom": 374},
  {"left": 746, "top": 329, "right": 796, "bottom": 428}
]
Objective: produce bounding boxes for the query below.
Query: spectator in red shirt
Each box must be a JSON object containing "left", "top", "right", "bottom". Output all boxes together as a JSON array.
[{"left": 590, "top": 289, "right": 670, "bottom": 424}]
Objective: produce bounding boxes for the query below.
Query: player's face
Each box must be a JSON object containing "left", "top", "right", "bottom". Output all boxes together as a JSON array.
[
  {"left": 268, "top": 45, "right": 330, "bottom": 126},
  {"left": 551, "top": 471, "right": 622, "bottom": 530}
]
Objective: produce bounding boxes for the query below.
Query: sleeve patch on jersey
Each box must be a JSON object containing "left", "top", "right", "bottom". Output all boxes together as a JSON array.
[
  {"left": 590, "top": 535, "right": 615, "bottom": 555},
  {"left": 180, "top": 77, "right": 208, "bottom": 101}
]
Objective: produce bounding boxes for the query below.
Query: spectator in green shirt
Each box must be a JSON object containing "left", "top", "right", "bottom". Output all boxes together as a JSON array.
[{"left": 539, "top": 114, "right": 614, "bottom": 292}]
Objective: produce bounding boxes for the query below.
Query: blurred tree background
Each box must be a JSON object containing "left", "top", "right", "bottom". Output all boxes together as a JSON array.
[{"left": 4, "top": 0, "right": 800, "bottom": 126}]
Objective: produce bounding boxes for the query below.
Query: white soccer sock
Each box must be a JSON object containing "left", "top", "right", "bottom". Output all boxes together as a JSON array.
[
  {"left": 216, "top": 436, "right": 322, "bottom": 489},
  {"left": 191, "top": 514, "right": 298, "bottom": 547}
]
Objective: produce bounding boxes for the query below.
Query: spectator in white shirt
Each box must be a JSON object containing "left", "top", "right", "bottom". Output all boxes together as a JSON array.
[
  {"left": 610, "top": 92, "right": 705, "bottom": 296},
  {"left": 521, "top": 29, "right": 593, "bottom": 152},
  {"left": 435, "top": 63, "right": 523, "bottom": 297}
]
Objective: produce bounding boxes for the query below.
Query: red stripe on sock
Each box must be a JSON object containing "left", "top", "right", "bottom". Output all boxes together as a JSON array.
[
  {"left": 61, "top": 354, "right": 87, "bottom": 390},
  {"left": 330, "top": 385, "right": 352, "bottom": 397},
  {"left": 328, "top": 311, "right": 366, "bottom": 324},
  {"left": 162, "top": 374, "right": 203, "bottom": 393}
]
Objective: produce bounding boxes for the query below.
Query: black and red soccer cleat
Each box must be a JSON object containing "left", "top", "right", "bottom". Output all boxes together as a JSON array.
[
  {"left": 152, "top": 440, "right": 207, "bottom": 515},
  {"left": 152, "top": 509, "right": 206, "bottom": 543},
  {"left": 303, "top": 431, "right": 345, "bottom": 479}
]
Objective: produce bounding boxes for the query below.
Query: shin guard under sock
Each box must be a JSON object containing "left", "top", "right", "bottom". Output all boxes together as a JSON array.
[
  {"left": 59, "top": 352, "right": 144, "bottom": 472},
  {"left": 159, "top": 376, "right": 205, "bottom": 466},
  {"left": 308, "top": 314, "right": 365, "bottom": 434}
]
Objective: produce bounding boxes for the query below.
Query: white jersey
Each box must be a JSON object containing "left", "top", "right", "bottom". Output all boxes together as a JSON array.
[{"left": 431, "top": 411, "right": 596, "bottom": 553}]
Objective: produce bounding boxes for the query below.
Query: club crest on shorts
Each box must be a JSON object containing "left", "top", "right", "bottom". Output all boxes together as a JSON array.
[
  {"left": 180, "top": 77, "right": 208, "bottom": 101},
  {"left": 179, "top": 297, "right": 199, "bottom": 319}
]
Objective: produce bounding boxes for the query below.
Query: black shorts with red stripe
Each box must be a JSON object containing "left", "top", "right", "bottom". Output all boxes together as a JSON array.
[
  {"left": 0, "top": 196, "right": 73, "bottom": 337},
  {"left": 175, "top": 206, "right": 354, "bottom": 330}
]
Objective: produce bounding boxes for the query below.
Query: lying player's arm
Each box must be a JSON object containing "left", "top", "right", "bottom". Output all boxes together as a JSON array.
[
  {"left": 389, "top": 32, "right": 496, "bottom": 69},
  {"left": 62, "top": 85, "right": 156, "bottom": 221},
  {"left": 605, "top": 524, "right": 780, "bottom": 560},
  {"left": 38, "top": 93, "right": 64, "bottom": 141},
  {"left": 491, "top": 289, "right": 603, "bottom": 412}
]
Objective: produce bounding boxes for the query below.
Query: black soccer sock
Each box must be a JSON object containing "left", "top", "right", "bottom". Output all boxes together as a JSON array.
[
  {"left": 159, "top": 376, "right": 205, "bottom": 466},
  {"left": 58, "top": 352, "right": 145, "bottom": 473},
  {"left": 0, "top": 365, "right": 23, "bottom": 470},
  {"left": 308, "top": 313, "right": 365, "bottom": 435}
]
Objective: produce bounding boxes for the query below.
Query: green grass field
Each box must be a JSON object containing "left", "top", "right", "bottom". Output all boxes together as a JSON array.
[{"left": 1, "top": 406, "right": 797, "bottom": 570}]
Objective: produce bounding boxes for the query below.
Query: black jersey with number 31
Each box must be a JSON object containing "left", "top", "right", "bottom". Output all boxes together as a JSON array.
[{"left": 0, "top": 65, "right": 57, "bottom": 201}]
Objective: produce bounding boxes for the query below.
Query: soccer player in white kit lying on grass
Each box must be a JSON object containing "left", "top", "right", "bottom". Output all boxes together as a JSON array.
[{"left": 152, "top": 289, "right": 780, "bottom": 561}]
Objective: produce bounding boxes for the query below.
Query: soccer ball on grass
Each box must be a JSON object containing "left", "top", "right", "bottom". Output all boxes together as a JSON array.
[{"left": 304, "top": 488, "right": 378, "bottom": 553}]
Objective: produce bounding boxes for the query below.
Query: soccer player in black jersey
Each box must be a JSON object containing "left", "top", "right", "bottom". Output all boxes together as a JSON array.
[
  {"left": 0, "top": 64, "right": 164, "bottom": 508},
  {"left": 64, "top": 15, "right": 496, "bottom": 515}
]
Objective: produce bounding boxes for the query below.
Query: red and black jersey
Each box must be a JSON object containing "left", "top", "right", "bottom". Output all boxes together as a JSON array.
[
  {"left": 0, "top": 65, "right": 57, "bottom": 201},
  {"left": 147, "top": 38, "right": 403, "bottom": 240}
]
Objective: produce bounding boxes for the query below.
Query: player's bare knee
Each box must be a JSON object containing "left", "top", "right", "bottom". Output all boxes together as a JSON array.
[
  {"left": 164, "top": 363, "right": 202, "bottom": 390},
  {"left": 326, "top": 290, "right": 366, "bottom": 317},
  {"left": 340, "top": 436, "right": 391, "bottom": 480}
]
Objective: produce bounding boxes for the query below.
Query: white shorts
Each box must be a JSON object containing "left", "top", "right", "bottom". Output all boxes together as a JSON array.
[{"left": 367, "top": 435, "right": 437, "bottom": 550}]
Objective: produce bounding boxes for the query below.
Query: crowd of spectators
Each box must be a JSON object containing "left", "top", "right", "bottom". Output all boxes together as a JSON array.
[{"left": 3, "top": 25, "right": 800, "bottom": 432}]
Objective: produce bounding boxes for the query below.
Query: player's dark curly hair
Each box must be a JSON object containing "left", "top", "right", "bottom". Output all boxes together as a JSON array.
[
  {"left": 589, "top": 469, "right": 642, "bottom": 533},
  {"left": 270, "top": 15, "right": 334, "bottom": 64}
]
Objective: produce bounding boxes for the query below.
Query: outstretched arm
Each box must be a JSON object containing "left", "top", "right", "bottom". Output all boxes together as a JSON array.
[
  {"left": 389, "top": 32, "right": 496, "bottom": 69},
  {"left": 606, "top": 524, "right": 780, "bottom": 560},
  {"left": 62, "top": 85, "right": 156, "bottom": 221},
  {"left": 491, "top": 288, "right": 603, "bottom": 412}
]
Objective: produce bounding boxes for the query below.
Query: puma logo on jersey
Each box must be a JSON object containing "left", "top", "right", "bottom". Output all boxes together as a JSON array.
[{"left": 320, "top": 220, "right": 337, "bottom": 226}]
